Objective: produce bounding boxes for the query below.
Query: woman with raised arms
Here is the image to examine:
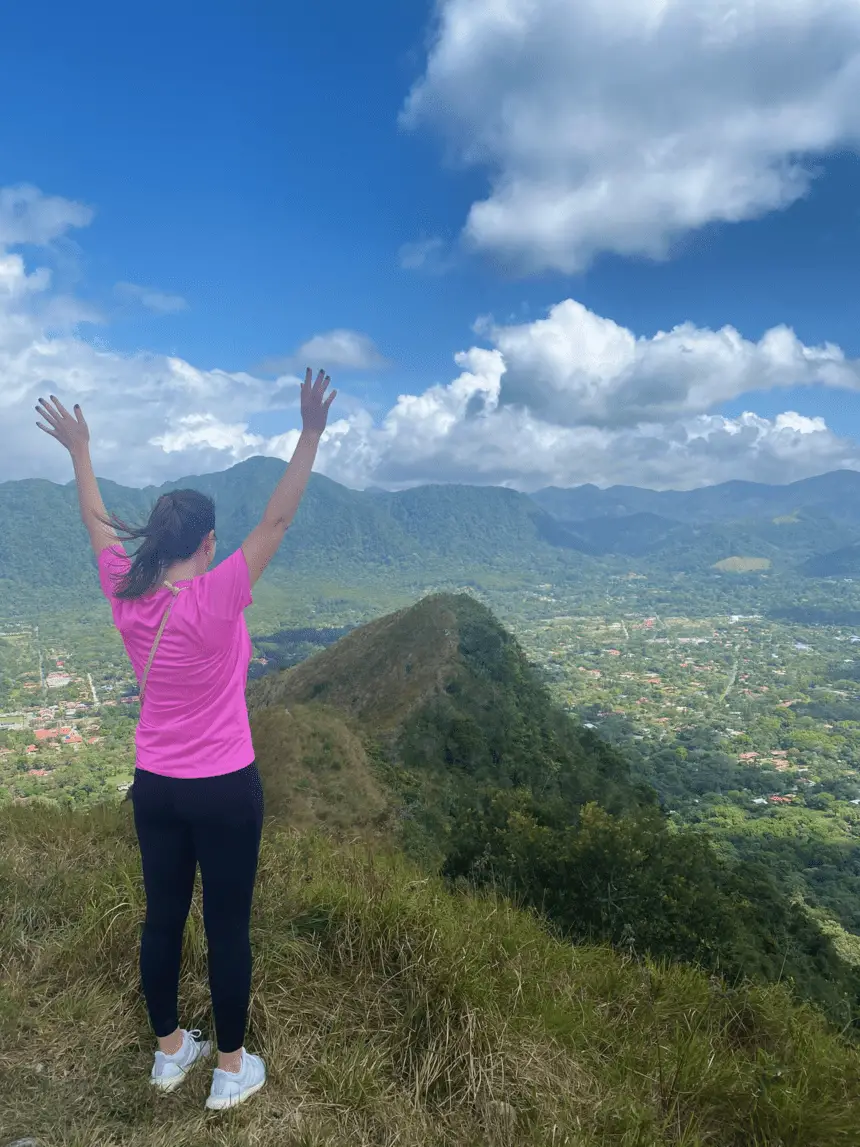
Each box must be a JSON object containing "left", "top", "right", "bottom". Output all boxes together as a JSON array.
[{"left": 36, "top": 369, "right": 336, "bottom": 1111}]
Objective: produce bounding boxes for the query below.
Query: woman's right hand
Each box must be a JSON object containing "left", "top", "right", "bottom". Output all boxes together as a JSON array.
[
  {"left": 36, "top": 395, "right": 91, "bottom": 457},
  {"left": 300, "top": 368, "right": 337, "bottom": 435}
]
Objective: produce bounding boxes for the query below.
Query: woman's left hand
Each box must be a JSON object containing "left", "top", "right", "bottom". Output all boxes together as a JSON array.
[{"left": 36, "top": 395, "right": 91, "bottom": 456}]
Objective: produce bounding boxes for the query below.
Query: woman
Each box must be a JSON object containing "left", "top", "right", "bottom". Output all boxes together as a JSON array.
[{"left": 35, "top": 369, "right": 336, "bottom": 1111}]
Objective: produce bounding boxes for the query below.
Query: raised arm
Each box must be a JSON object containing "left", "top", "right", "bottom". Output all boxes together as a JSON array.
[
  {"left": 241, "top": 368, "right": 337, "bottom": 587},
  {"left": 35, "top": 396, "right": 120, "bottom": 556}
]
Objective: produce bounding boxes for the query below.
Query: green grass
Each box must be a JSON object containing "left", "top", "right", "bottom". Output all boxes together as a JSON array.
[
  {"left": 712, "top": 557, "right": 772, "bottom": 573},
  {"left": 1, "top": 800, "right": 859, "bottom": 1146}
]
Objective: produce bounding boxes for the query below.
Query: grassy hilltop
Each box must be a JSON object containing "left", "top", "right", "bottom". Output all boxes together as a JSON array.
[{"left": 2, "top": 593, "right": 860, "bottom": 1145}]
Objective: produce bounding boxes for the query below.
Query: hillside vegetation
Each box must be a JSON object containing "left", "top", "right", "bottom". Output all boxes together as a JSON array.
[
  {"left": 2, "top": 802, "right": 859, "bottom": 1146},
  {"left": 4, "top": 593, "right": 860, "bottom": 1143},
  {"left": 801, "top": 541, "right": 860, "bottom": 578},
  {"left": 248, "top": 592, "right": 645, "bottom": 864},
  {"left": 248, "top": 594, "right": 860, "bottom": 1030},
  {"left": 249, "top": 704, "right": 391, "bottom": 836}
]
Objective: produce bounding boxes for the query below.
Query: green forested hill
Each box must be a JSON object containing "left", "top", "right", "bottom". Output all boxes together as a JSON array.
[
  {"left": 562, "top": 509, "right": 855, "bottom": 569},
  {"left": 801, "top": 540, "right": 860, "bottom": 577},
  {"left": 248, "top": 593, "right": 645, "bottom": 849},
  {"left": 0, "top": 458, "right": 593, "bottom": 613},
  {"left": 248, "top": 592, "right": 860, "bottom": 1031},
  {"left": 370, "top": 481, "right": 588, "bottom": 559}
]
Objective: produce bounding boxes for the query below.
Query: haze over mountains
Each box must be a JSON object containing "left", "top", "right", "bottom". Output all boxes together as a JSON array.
[
  {"left": 3, "top": 462, "right": 860, "bottom": 611},
  {"left": 531, "top": 470, "right": 860, "bottom": 525}
]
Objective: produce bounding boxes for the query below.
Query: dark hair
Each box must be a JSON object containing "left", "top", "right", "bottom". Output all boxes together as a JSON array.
[{"left": 104, "top": 489, "right": 216, "bottom": 600}]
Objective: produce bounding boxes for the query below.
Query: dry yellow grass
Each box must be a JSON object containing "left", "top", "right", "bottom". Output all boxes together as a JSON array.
[
  {"left": 247, "top": 594, "right": 462, "bottom": 732},
  {"left": 2, "top": 799, "right": 860, "bottom": 1146},
  {"left": 250, "top": 703, "right": 392, "bottom": 838}
]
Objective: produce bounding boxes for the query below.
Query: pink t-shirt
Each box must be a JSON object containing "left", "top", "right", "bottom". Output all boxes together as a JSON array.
[{"left": 98, "top": 545, "right": 255, "bottom": 779}]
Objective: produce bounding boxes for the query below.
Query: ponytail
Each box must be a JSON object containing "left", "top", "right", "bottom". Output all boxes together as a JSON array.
[{"left": 101, "top": 489, "right": 216, "bottom": 599}]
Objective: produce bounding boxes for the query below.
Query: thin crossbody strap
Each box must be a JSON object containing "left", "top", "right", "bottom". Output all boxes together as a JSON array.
[{"left": 139, "top": 581, "right": 185, "bottom": 710}]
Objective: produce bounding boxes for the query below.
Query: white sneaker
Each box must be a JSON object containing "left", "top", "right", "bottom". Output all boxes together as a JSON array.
[
  {"left": 150, "top": 1029, "right": 211, "bottom": 1092},
  {"left": 205, "top": 1049, "right": 267, "bottom": 1111}
]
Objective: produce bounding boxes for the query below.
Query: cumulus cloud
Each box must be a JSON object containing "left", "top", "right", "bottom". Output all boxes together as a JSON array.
[
  {"left": 260, "top": 329, "right": 388, "bottom": 376},
  {"left": 476, "top": 300, "right": 860, "bottom": 428},
  {"left": 115, "top": 281, "right": 188, "bottom": 314},
  {"left": 313, "top": 344, "right": 860, "bottom": 492},
  {"left": 0, "top": 188, "right": 299, "bottom": 486},
  {"left": 402, "top": 0, "right": 860, "bottom": 272},
  {"left": 4, "top": 183, "right": 860, "bottom": 493}
]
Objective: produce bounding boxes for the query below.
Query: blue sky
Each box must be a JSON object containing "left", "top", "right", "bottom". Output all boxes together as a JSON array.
[{"left": 5, "top": 0, "right": 860, "bottom": 491}]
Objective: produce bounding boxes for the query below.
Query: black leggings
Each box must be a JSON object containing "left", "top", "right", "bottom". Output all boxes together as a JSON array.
[{"left": 131, "top": 762, "right": 264, "bottom": 1053}]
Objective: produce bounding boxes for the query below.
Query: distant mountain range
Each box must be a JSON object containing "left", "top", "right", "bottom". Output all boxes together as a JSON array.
[
  {"left": 531, "top": 469, "right": 860, "bottom": 525},
  {"left": 531, "top": 470, "right": 860, "bottom": 576},
  {"left": 3, "top": 461, "right": 860, "bottom": 611},
  {"left": 0, "top": 457, "right": 592, "bottom": 611}
]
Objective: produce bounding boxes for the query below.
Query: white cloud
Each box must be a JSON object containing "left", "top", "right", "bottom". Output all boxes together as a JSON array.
[
  {"left": 3, "top": 183, "right": 860, "bottom": 494},
  {"left": 310, "top": 343, "right": 860, "bottom": 492},
  {"left": 475, "top": 300, "right": 860, "bottom": 428},
  {"left": 115, "top": 281, "right": 188, "bottom": 314},
  {"left": 0, "top": 188, "right": 289, "bottom": 486},
  {"left": 261, "top": 329, "right": 388, "bottom": 376},
  {"left": 0, "top": 184, "right": 93, "bottom": 248},
  {"left": 402, "top": 0, "right": 860, "bottom": 272}
]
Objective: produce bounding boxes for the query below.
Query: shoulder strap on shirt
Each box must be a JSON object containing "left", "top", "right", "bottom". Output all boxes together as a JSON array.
[{"left": 139, "top": 581, "right": 185, "bottom": 711}]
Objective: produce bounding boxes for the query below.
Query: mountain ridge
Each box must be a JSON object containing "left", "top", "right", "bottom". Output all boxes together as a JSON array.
[
  {"left": 0, "top": 459, "right": 594, "bottom": 611},
  {"left": 247, "top": 591, "right": 644, "bottom": 862},
  {"left": 531, "top": 468, "right": 860, "bottom": 525},
  {"left": 4, "top": 460, "right": 860, "bottom": 613},
  {"left": 245, "top": 591, "right": 860, "bottom": 1030}
]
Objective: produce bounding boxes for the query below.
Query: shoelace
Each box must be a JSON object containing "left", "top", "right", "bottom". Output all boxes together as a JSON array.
[{"left": 158, "top": 1029, "right": 203, "bottom": 1062}]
